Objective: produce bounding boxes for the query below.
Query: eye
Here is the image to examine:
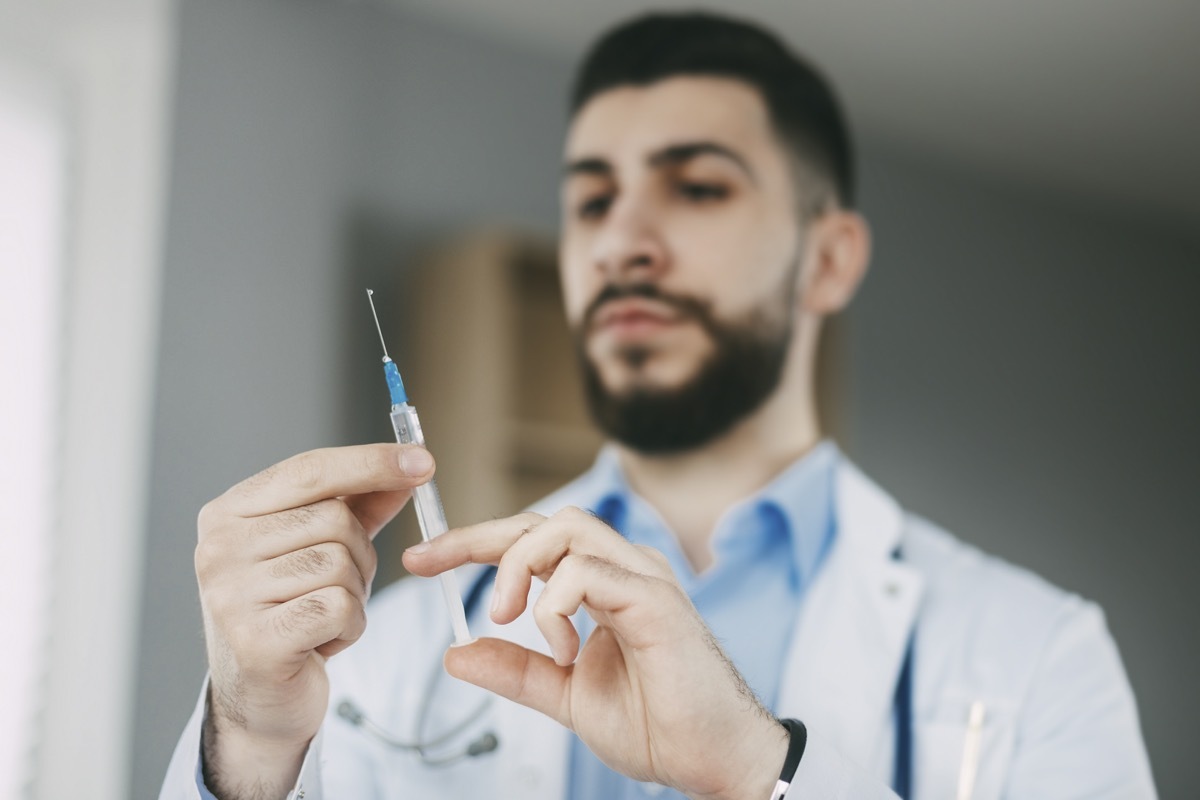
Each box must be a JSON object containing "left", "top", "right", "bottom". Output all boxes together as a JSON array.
[
  {"left": 577, "top": 194, "right": 613, "bottom": 220},
  {"left": 676, "top": 182, "right": 729, "bottom": 202}
]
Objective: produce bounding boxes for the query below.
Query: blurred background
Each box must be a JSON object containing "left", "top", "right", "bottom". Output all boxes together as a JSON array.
[{"left": 3, "top": 0, "right": 1198, "bottom": 797}]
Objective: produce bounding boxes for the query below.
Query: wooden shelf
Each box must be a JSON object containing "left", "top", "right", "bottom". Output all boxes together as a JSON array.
[{"left": 401, "top": 229, "right": 601, "bottom": 532}]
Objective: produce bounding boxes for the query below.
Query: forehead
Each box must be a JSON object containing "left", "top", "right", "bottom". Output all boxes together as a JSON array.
[{"left": 565, "top": 76, "right": 779, "bottom": 164}]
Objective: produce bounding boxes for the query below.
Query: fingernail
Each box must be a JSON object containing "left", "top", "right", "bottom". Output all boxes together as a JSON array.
[
  {"left": 406, "top": 541, "right": 431, "bottom": 555},
  {"left": 400, "top": 447, "right": 433, "bottom": 475},
  {"left": 490, "top": 587, "right": 502, "bottom": 617}
]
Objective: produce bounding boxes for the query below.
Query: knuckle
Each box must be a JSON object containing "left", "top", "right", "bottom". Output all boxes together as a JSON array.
[
  {"left": 302, "top": 544, "right": 335, "bottom": 573},
  {"left": 652, "top": 574, "right": 687, "bottom": 604},
  {"left": 556, "top": 552, "right": 587, "bottom": 578},
  {"left": 516, "top": 511, "right": 547, "bottom": 531},
  {"left": 194, "top": 538, "right": 227, "bottom": 583},
  {"left": 270, "top": 544, "right": 334, "bottom": 579},
  {"left": 326, "top": 586, "right": 366, "bottom": 628},
  {"left": 637, "top": 545, "right": 671, "bottom": 569},
  {"left": 326, "top": 543, "right": 363, "bottom": 589},
  {"left": 193, "top": 540, "right": 212, "bottom": 576},
  {"left": 363, "top": 543, "right": 379, "bottom": 583},
  {"left": 327, "top": 500, "right": 366, "bottom": 545},
  {"left": 196, "top": 500, "right": 218, "bottom": 535},
  {"left": 532, "top": 592, "right": 559, "bottom": 624},
  {"left": 327, "top": 497, "right": 356, "bottom": 529},
  {"left": 324, "top": 585, "right": 356, "bottom": 616},
  {"left": 254, "top": 502, "right": 325, "bottom": 537},
  {"left": 324, "top": 540, "right": 352, "bottom": 568},
  {"left": 274, "top": 594, "right": 328, "bottom": 637},
  {"left": 556, "top": 506, "right": 589, "bottom": 523},
  {"left": 557, "top": 505, "right": 617, "bottom": 536},
  {"left": 286, "top": 451, "right": 326, "bottom": 491}
]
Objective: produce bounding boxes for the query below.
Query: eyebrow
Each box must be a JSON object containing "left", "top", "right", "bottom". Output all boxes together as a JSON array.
[{"left": 563, "top": 140, "right": 756, "bottom": 183}]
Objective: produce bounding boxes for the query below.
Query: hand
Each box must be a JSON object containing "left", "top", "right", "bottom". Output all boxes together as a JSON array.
[
  {"left": 403, "top": 507, "right": 789, "bottom": 800},
  {"left": 195, "top": 443, "right": 435, "bottom": 798}
]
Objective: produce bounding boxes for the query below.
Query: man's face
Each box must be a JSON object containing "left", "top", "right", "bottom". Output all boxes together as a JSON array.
[{"left": 560, "top": 76, "right": 806, "bottom": 451}]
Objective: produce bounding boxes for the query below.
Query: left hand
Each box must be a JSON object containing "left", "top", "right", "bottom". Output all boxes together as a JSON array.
[{"left": 402, "top": 506, "right": 788, "bottom": 800}]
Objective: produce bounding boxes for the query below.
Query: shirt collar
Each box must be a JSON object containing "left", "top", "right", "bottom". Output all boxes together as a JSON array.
[{"left": 578, "top": 441, "right": 840, "bottom": 588}]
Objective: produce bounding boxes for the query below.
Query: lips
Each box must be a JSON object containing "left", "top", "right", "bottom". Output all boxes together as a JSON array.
[{"left": 592, "top": 298, "right": 680, "bottom": 333}]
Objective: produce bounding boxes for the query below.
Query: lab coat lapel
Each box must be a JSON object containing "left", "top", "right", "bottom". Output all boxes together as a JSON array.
[{"left": 776, "top": 460, "right": 924, "bottom": 767}]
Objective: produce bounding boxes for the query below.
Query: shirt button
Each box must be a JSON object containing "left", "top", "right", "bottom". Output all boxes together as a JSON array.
[{"left": 641, "top": 782, "right": 666, "bottom": 796}]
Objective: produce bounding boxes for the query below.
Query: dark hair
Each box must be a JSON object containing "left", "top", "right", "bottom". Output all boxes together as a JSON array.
[{"left": 570, "top": 11, "right": 855, "bottom": 209}]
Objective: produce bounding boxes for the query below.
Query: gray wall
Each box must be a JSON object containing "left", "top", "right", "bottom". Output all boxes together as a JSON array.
[
  {"left": 849, "top": 142, "right": 1200, "bottom": 795},
  {"left": 134, "top": 0, "right": 1198, "bottom": 795}
]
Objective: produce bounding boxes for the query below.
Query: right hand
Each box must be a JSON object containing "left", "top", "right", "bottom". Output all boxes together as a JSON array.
[{"left": 194, "top": 443, "right": 435, "bottom": 796}]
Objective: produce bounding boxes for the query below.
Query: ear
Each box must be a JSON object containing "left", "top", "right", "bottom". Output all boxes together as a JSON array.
[{"left": 800, "top": 210, "right": 871, "bottom": 316}]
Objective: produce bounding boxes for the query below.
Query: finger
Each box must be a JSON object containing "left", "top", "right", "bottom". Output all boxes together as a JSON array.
[
  {"left": 268, "top": 585, "right": 366, "bottom": 657},
  {"left": 633, "top": 543, "right": 673, "bottom": 575},
  {"left": 537, "top": 554, "right": 687, "bottom": 656},
  {"left": 402, "top": 511, "right": 547, "bottom": 575},
  {"left": 492, "top": 507, "right": 668, "bottom": 624},
  {"left": 215, "top": 444, "right": 435, "bottom": 518},
  {"left": 343, "top": 488, "right": 414, "bottom": 539},
  {"left": 444, "top": 637, "right": 571, "bottom": 730},
  {"left": 247, "top": 499, "right": 375, "bottom": 582},
  {"left": 533, "top": 584, "right": 581, "bottom": 667},
  {"left": 402, "top": 507, "right": 665, "bottom": 613},
  {"left": 256, "top": 542, "right": 374, "bottom": 605}
]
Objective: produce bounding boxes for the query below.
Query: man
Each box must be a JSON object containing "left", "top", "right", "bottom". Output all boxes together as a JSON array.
[{"left": 162, "top": 12, "right": 1155, "bottom": 799}]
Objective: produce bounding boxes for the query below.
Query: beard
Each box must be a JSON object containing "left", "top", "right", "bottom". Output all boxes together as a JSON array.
[{"left": 574, "top": 271, "right": 797, "bottom": 455}]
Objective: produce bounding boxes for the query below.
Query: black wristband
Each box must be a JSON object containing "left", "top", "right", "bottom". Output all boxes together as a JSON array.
[{"left": 769, "top": 718, "right": 808, "bottom": 800}]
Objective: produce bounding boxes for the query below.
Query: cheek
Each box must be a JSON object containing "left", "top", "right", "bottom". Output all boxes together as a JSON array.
[{"left": 668, "top": 208, "right": 797, "bottom": 308}]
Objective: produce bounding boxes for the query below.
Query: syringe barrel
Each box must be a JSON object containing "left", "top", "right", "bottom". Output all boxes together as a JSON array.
[
  {"left": 389, "top": 402, "right": 426, "bottom": 446},
  {"left": 389, "top": 404, "right": 449, "bottom": 541},
  {"left": 389, "top": 403, "right": 472, "bottom": 643}
]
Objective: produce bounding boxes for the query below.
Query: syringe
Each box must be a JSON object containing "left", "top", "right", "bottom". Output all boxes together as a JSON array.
[{"left": 366, "top": 289, "right": 472, "bottom": 645}]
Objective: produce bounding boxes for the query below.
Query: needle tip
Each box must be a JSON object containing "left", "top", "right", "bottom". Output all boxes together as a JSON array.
[{"left": 366, "top": 289, "right": 389, "bottom": 358}]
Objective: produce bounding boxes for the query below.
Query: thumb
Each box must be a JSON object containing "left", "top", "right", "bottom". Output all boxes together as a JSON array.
[
  {"left": 444, "top": 637, "right": 571, "bottom": 728},
  {"left": 343, "top": 487, "right": 414, "bottom": 539}
]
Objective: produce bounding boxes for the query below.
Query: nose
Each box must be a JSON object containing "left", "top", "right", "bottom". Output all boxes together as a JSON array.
[{"left": 590, "top": 193, "right": 668, "bottom": 285}]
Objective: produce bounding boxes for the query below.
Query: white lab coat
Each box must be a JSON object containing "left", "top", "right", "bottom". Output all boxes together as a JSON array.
[{"left": 161, "top": 458, "right": 1156, "bottom": 799}]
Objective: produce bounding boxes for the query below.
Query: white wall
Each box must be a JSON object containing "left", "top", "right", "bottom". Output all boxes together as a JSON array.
[
  {"left": 0, "top": 2, "right": 176, "bottom": 799},
  {"left": 0, "top": 55, "right": 65, "bottom": 800}
]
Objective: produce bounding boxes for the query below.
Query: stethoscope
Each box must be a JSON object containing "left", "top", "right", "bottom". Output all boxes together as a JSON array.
[
  {"left": 337, "top": 568, "right": 500, "bottom": 766},
  {"left": 339, "top": 529, "right": 918, "bottom": 797}
]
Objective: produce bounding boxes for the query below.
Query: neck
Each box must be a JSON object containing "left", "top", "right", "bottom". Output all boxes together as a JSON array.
[{"left": 614, "top": 353, "right": 820, "bottom": 571}]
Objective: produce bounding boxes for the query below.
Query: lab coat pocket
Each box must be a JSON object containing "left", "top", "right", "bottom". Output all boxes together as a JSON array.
[{"left": 915, "top": 698, "right": 1014, "bottom": 800}]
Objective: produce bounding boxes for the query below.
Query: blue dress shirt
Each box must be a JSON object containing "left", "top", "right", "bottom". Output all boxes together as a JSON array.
[{"left": 567, "top": 442, "right": 839, "bottom": 800}]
